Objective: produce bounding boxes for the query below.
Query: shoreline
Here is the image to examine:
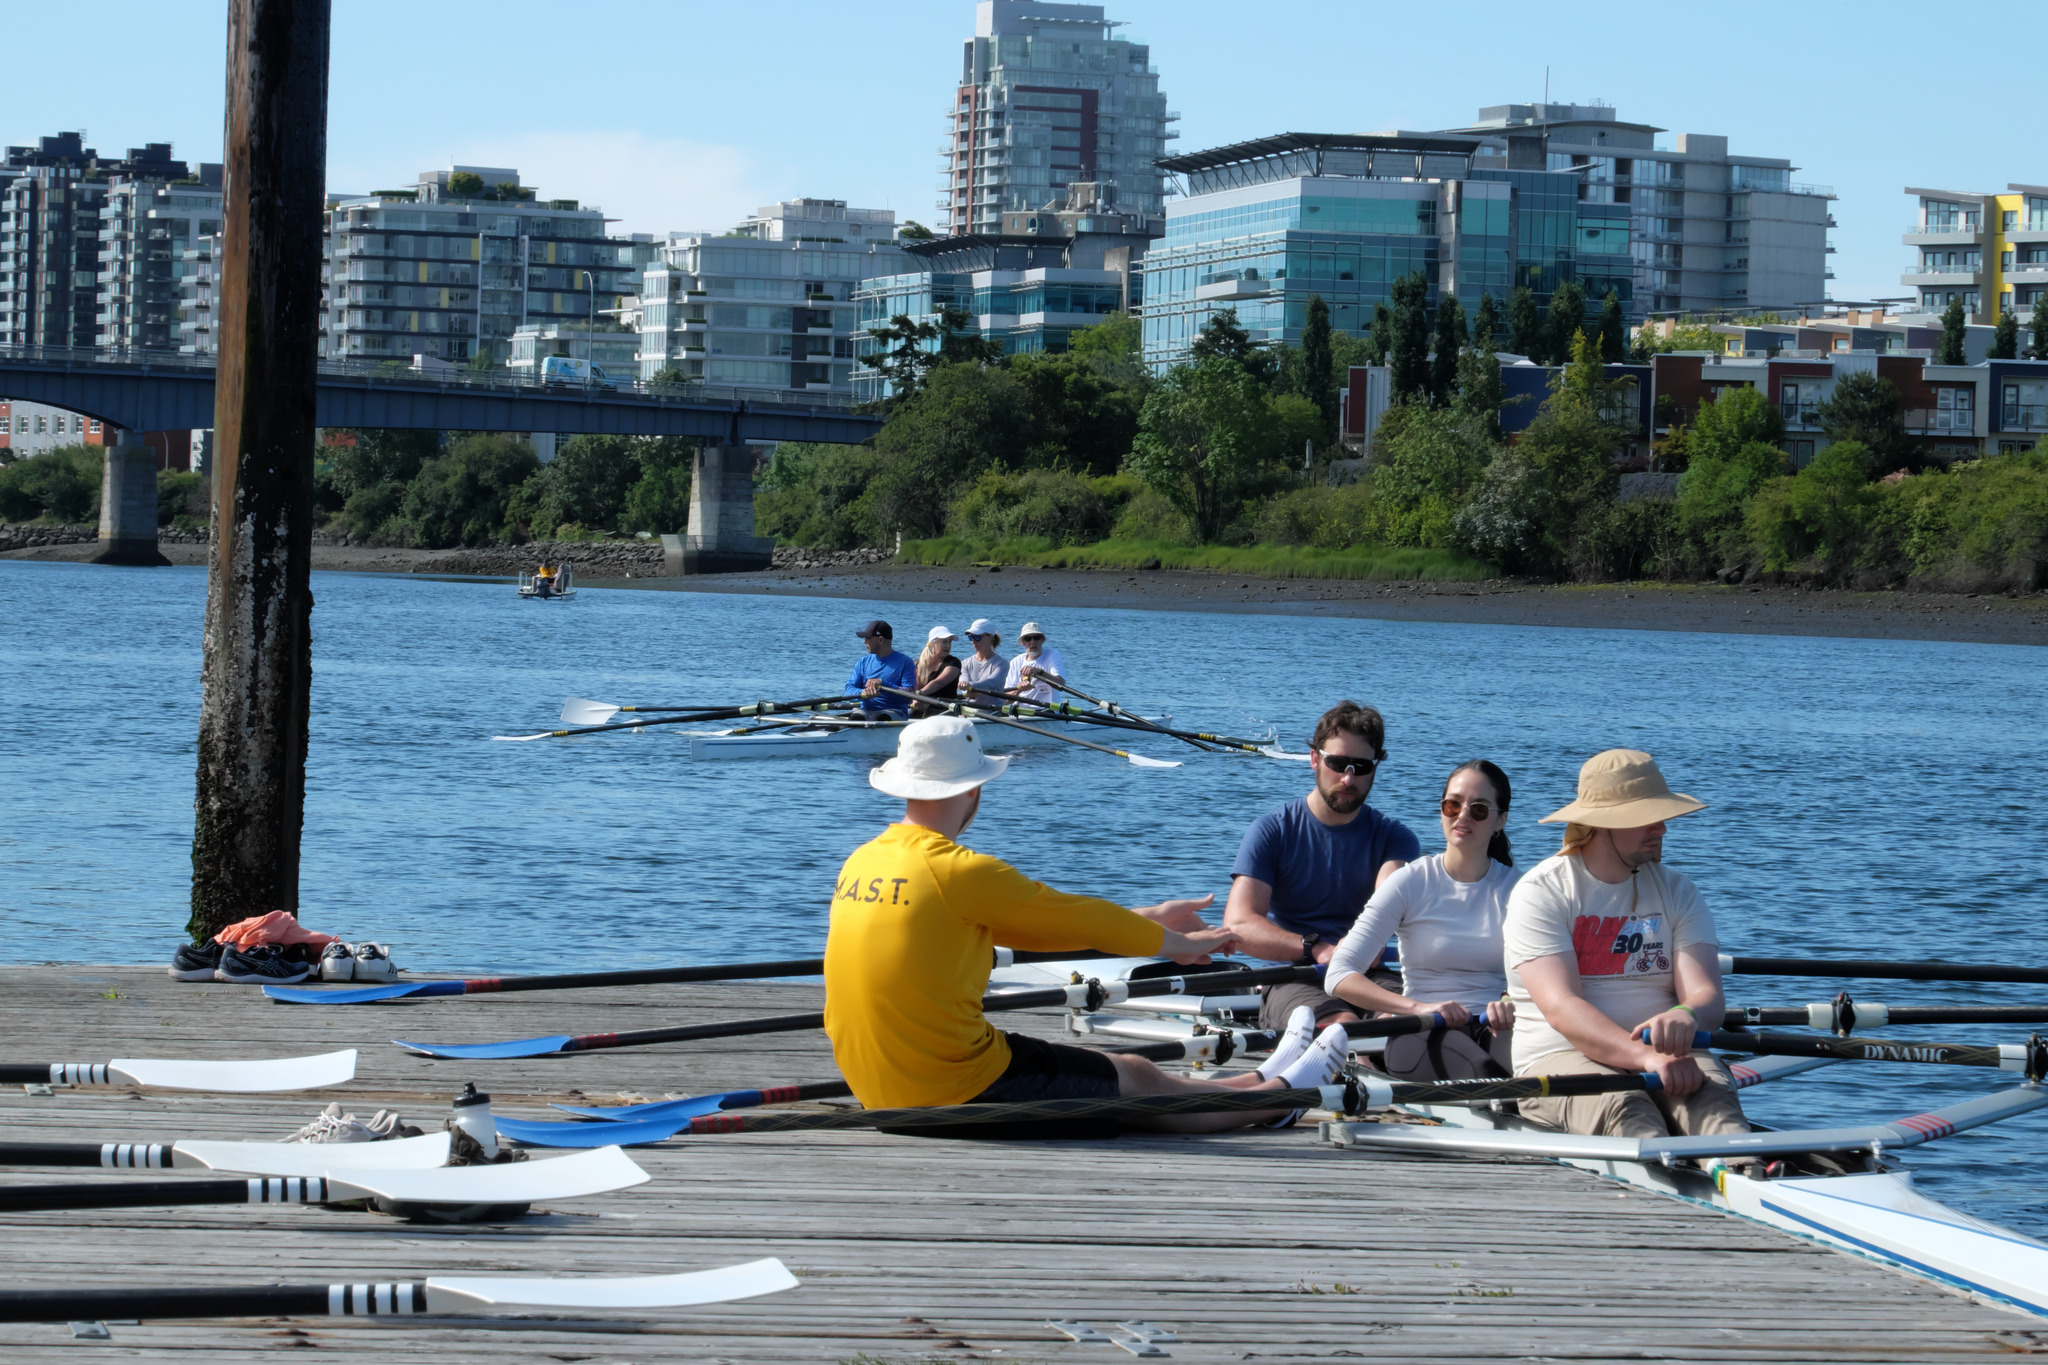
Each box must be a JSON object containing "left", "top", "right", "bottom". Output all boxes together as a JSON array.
[{"left": 9, "top": 536, "right": 2047, "bottom": 646}]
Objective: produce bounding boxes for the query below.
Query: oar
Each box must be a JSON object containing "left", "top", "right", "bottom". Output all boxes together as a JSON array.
[
  {"left": 1724, "top": 954, "right": 2048, "bottom": 987},
  {"left": 0, "top": 1144, "right": 648, "bottom": 1214},
  {"left": 1729, "top": 998, "right": 2048, "bottom": 1031},
  {"left": 495, "top": 695, "right": 856, "bottom": 743},
  {"left": 395, "top": 963, "right": 1316, "bottom": 1060},
  {"left": 560, "top": 697, "right": 789, "bottom": 727},
  {"left": 878, "top": 686, "right": 1179, "bottom": 768},
  {"left": 0, "top": 1132, "right": 452, "bottom": 1172},
  {"left": 0, "top": 1258, "right": 798, "bottom": 1322},
  {"left": 1030, "top": 675, "right": 1218, "bottom": 753},
  {"left": 267, "top": 947, "right": 1121, "bottom": 1005},
  {"left": 1675, "top": 1028, "right": 2048, "bottom": 1078},
  {"left": 982, "top": 698, "right": 1292, "bottom": 758},
  {"left": 0, "top": 1050, "right": 355, "bottom": 1093}
]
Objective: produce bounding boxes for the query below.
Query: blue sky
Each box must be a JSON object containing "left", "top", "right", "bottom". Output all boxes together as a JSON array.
[{"left": 4, "top": 1, "right": 2038, "bottom": 304}]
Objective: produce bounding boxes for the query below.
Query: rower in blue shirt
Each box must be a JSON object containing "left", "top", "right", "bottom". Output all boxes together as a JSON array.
[{"left": 846, "top": 619, "right": 918, "bottom": 718}]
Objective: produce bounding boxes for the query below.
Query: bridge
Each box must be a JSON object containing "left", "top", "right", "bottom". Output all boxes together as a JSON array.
[{"left": 0, "top": 346, "right": 883, "bottom": 446}]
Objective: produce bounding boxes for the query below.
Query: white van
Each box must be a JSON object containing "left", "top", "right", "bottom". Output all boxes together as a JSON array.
[{"left": 540, "top": 356, "right": 630, "bottom": 390}]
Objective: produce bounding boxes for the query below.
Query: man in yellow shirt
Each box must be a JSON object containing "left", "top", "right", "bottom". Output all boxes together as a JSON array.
[{"left": 825, "top": 716, "right": 1352, "bottom": 1133}]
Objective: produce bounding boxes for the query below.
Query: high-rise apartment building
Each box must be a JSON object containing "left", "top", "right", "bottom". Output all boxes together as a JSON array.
[
  {"left": 98, "top": 169, "right": 222, "bottom": 353},
  {"left": 1902, "top": 186, "right": 2048, "bottom": 324},
  {"left": 321, "top": 166, "right": 652, "bottom": 365},
  {"left": 942, "top": 0, "right": 1174, "bottom": 236},
  {"left": 1443, "top": 104, "right": 1834, "bottom": 317},
  {"left": 630, "top": 198, "right": 910, "bottom": 395},
  {"left": 0, "top": 134, "right": 203, "bottom": 349}
]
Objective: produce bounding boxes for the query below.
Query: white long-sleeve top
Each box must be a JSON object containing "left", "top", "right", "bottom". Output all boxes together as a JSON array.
[{"left": 1326, "top": 853, "right": 1521, "bottom": 1006}]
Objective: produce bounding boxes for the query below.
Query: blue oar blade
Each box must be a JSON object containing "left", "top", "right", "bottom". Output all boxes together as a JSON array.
[
  {"left": 497, "top": 1114, "right": 686, "bottom": 1147},
  {"left": 265, "top": 980, "right": 450, "bottom": 1005},
  {"left": 392, "top": 1034, "right": 575, "bottom": 1060},
  {"left": 550, "top": 1093, "right": 737, "bottom": 1122}
]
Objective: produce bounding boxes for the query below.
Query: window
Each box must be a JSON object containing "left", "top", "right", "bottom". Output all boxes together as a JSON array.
[{"left": 2006, "top": 211, "right": 2019, "bottom": 233}]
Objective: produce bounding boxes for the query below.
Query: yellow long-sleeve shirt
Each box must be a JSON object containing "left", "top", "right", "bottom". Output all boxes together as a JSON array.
[{"left": 823, "top": 822, "right": 1166, "bottom": 1108}]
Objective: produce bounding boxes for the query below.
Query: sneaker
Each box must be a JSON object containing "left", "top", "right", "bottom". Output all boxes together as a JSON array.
[
  {"left": 168, "top": 939, "right": 224, "bottom": 982},
  {"left": 351, "top": 942, "right": 398, "bottom": 982},
  {"left": 319, "top": 942, "right": 356, "bottom": 981},
  {"left": 215, "top": 943, "right": 313, "bottom": 985},
  {"left": 282, "top": 1102, "right": 381, "bottom": 1144},
  {"left": 1266, "top": 1023, "right": 1354, "bottom": 1129},
  {"left": 1254, "top": 1005, "right": 1320, "bottom": 1081}
]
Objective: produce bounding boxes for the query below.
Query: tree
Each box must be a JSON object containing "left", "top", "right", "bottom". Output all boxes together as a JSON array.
[
  {"left": 1066, "top": 311, "right": 1146, "bottom": 390},
  {"left": 1365, "top": 301, "right": 1393, "bottom": 365},
  {"left": 1297, "top": 294, "right": 1336, "bottom": 438},
  {"left": 863, "top": 305, "right": 1002, "bottom": 404},
  {"left": 1673, "top": 386, "right": 1789, "bottom": 573},
  {"left": 1507, "top": 286, "right": 1543, "bottom": 364},
  {"left": 1368, "top": 407, "right": 1498, "bottom": 546},
  {"left": 508, "top": 434, "right": 644, "bottom": 536},
  {"left": 1009, "top": 351, "right": 1142, "bottom": 475},
  {"left": 1128, "top": 360, "right": 1285, "bottom": 542},
  {"left": 621, "top": 437, "right": 695, "bottom": 535},
  {"left": 1597, "top": 289, "right": 1626, "bottom": 363},
  {"left": 1939, "top": 295, "right": 1968, "bottom": 365},
  {"left": 1189, "top": 307, "right": 1277, "bottom": 387},
  {"left": 466, "top": 346, "right": 495, "bottom": 372},
  {"left": 1387, "top": 272, "right": 1430, "bottom": 402},
  {"left": 401, "top": 434, "right": 540, "bottom": 548},
  {"left": 1993, "top": 308, "right": 2020, "bottom": 360},
  {"left": 2031, "top": 295, "right": 2048, "bottom": 361},
  {"left": 446, "top": 171, "right": 484, "bottom": 198},
  {"left": 1427, "top": 294, "right": 1463, "bottom": 408},
  {"left": 897, "top": 220, "right": 936, "bottom": 241},
  {"left": 1746, "top": 440, "right": 1876, "bottom": 574},
  {"left": 1811, "top": 370, "right": 1917, "bottom": 472},
  {"left": 1470, "top": 292, "right": 1500, "bottom": 358},
  {"left": 1454, "top": 309, "right": 1506, "bottom": 436},
  {"left": 864, "top": 363, "right": 1030, "bottom": 537},
  {"left": 1545, "top": 281, "right": 1588, "bottom": 370}
]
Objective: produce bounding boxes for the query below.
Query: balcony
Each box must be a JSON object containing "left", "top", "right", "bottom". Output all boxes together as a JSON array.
[
  {"left": 1902, "top": 267, "right": 1981, "bottom": 285},
  {"left": 1194, "top": 277, "right": 1270, "bottom": 301},
  {"left": 2007, "top": 262, "right": 2048, "bottom": 277},
  {"left": 1904, "top": 222, "right": 1981, "bottom": 241},
  {"left": 1903, "top": 407, "right": 1977, "bottom": 434},
  {"left": 1999, "top": 403, "right": 2048, "bottom": 432},
  {"left": 1780, "top": 402, "right": 1823, "bottom": 429}
]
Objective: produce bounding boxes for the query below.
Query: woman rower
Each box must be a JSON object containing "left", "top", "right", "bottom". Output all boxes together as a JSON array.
[
  {"left": 957, "top": 618, "right": 1007, "bottom": 706},
  {"left": 910, "top": 627, "right": 963, "bottom": 717},
  {"left": 1325, "top": 760, "right": 1520, "bottom": 1080}
]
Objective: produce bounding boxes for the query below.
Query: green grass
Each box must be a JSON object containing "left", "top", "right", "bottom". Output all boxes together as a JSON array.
[{"left": 898, "top": 535, "right": 1496, "bottom": 582}]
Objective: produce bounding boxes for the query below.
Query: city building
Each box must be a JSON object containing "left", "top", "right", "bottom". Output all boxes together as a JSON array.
[
  {"left": 97, "top": 167, "right": 222, "bottom": 353},
  {"left": 1443, "top": 103, "right": 1834, "bottom": 316},
  {"left": 0, "top": 400, "right": 105, "bottom": 457},
  {"left": 0, "top": 134, "right": 203, "bottom": 349},
  {"left": 1903, "top": 186, "right": 2048, "bottom": 324},
  {"left": 322, "top": 166, "right": 654, "bottom": 365},
  {"left": 629, "top": 198, "right": 911, "bottom": 394},
  {"left": 942, "top": 0, "right": 1174, "bottom": 237},
  {"left": 1635, "top": 307, "right": 2001, "bottom": 365},
  {"left": 507, "top": 322, "right": 639, "bottom": 376},
  {"left": 854, "top": 187, "right": 1152, "bottom": 402},
  {"left": 175, "top": 230, "right": 217, "bottom": 354},
  {"left": 1140, "top": 131, "right": 1632, "bottom": 371}
]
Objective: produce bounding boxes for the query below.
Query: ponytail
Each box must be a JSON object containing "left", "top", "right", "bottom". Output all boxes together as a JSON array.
[{"left": 1487, "top": 829, "right": 1514, "bottom": 867}]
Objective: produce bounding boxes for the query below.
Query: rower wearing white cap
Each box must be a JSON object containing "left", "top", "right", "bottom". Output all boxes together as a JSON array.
[
  {"left": 1003, "top": 622, "right": 1067, "bottom": 703},
  {"left": 958, "top": 619, "right": 1007, "bottom": 704},
  {"left": 910, "top": 626, "right": 963, "bottom": 716},
  {"left": 824, "top": 716, "right": 1352, "bottom": 1134}
]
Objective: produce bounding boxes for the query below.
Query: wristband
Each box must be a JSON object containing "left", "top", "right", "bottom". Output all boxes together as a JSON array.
[{"left": 1672, "top": 1004, "right": 1696, "bottom": 1020}]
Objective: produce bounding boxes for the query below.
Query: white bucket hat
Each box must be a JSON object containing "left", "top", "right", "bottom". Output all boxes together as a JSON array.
[
  {"left": 1018, "top": 621, "right": 1046, "bottom": 638},
  {"left": 869, "top": 716, "right": 1010, "bottom": 800},
  {"left": 926, "top": 625, "right": 957, "bottom": 643}
]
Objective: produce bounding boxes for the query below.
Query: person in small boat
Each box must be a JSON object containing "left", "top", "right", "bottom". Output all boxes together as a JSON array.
[
  {"left": 1002, "top": 622, "right": 1067, "bottom": 704},
  {"left": 847, "top": 619, "right": 917, "bottom": 719},
  {"left": 1224, "top": 701, "right": 1419, "bottom": 1034},
  {"left": 1502, "top": 749, "right": 1748, "bottom": 1139},
  {"left": 825, "top": 716, "right": 1353, "bottom": 1134},
  {"left": 532, "top": 564, "right": 555, "bottom": 597},
  {"left": 1326, "top": 761, "right": 1519, "bottom": 1081},
  {"left": 958, "top": 619, "right": 1007, "bottom": 705},
  {"left": 909, "top": 627, "right": 962, "bottom": 717}
]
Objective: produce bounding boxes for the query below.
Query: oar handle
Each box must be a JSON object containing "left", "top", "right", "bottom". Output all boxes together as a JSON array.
[
  {"left": 0, "top": 1284, "right": 341, "bottom": 1323},
  {"left": 562, "top": 1011, "right": 826, "bottom": 1053},
  {"left": 0, "top": 1065, "right": 56, "bottom": 1084}
]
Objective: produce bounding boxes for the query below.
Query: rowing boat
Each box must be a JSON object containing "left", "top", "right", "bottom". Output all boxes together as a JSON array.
[{"left": 684, "top": 711, "right": 1175, "bottom": 759}]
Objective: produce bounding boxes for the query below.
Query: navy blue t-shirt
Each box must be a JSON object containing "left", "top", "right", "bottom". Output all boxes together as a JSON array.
[{"left": 1230, "top": 798, "right": 1422, "bottom": 942}]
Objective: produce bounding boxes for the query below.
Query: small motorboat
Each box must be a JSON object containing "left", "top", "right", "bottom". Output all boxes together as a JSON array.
[{"left": 518, "top": 563, "right": 577, "bottom": 600}]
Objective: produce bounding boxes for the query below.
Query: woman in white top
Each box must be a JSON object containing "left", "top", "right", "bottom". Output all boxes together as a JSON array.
[
  {"left": 957, "top": 618, "right": 1008, "bottom": 704},
  {"left": 1326, "top": 760, "right": 1521, "bottom": 1080}
]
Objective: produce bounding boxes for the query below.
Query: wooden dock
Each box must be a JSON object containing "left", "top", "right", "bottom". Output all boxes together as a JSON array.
[{"left": 0, "top": 965, "right": 2036, "bottom": 1362}]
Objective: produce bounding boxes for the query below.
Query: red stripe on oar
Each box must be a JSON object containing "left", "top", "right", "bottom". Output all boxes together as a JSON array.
[
  {"left": 564, "top": 1033, "right": 618, "bottom": 1053},
  {"left": 1896, "top": 1113, "right": 1955, "bottom": 1138},
  {"left": 464, "top": 979, "right": 504, "bottom": 994},
  {"left": 1729, "top": 1063, "right": 1761, "bottom": 1087},
  {"left": 757, "top": 1086, "right": 799, "bottom": 1104},
  {"left": 689, "top": 1114, "right": 749, "bottom": 1134}
]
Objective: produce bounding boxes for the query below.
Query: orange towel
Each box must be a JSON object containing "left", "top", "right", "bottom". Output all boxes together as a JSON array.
[{"left": 211, "top": 911, "right": 340, "bottom": 950}]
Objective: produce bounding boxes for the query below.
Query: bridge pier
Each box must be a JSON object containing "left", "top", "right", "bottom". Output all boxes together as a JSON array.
[
  {"left": 679, "top": 443, "right": 774, "bottom": 574},
  {"left": 88, "top": 445, "right": 170, "bottom": 566}
]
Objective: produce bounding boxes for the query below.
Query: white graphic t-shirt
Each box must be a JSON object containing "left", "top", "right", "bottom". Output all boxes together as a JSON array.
[{"left": 1501, "top": 854, "right": 1717, "bottom": 1071}]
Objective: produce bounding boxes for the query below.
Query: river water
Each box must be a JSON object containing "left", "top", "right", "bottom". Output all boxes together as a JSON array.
[{"left": 3, "top": 558, "right": 2046, "bottom": 1233}]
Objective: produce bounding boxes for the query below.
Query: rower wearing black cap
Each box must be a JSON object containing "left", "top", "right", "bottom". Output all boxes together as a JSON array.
[{"left": 847, "top": 620, "right": 918, "bottom": 719}]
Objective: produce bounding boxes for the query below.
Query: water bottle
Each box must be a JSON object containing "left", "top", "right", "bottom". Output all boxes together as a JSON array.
[{"left": 451, "top": 1082, "right": 499, "bottom": 1159}]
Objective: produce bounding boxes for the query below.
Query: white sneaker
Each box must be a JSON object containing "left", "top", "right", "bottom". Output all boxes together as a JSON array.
[
  {"left": 1278, "top": 1022, "right": 1353, "bottom": 1090},
  {"left": 319, "top": 942, "right": 355, "bottom": 981},
  {"left": 351, "top": 942, "right": 398, "bottom": 981},
  {"left": 282, "top": 1102, "right": 380, "bottom": 1144},
  {"left": 1255, "top": 1005, "right": 1320, "bottom": 1081}
]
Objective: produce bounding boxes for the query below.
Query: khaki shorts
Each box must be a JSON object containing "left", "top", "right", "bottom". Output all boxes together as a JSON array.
[
  {"left": 1516, "top": 1047, "right": 1749, "bottom": 1139},
  {"left": 1259, "top": 967, "right": 1401, "bottom": 1031}
]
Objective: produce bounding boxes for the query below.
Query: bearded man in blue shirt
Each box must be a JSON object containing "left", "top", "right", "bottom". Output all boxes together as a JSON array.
[
  {"left": 1224, "top": 700, "right": 1420, "bottom": 1032},
  {"left": 846, "top": 619, "right": 918, "bottom": 718}
]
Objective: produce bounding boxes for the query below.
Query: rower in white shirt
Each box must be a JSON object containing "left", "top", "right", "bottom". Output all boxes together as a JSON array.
[
  {"left": 957, "top": 618, "right": 1009, "bottom": 705},
  {"left": 1002, "top": 622, "right": 1068, "bottom": 704}
]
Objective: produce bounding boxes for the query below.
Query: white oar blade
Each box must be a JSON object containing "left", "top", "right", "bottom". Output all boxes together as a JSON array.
[
  {"left": 560, "top": 697, "right": 620, "bottom": 727},
  {"left": 1258, "top": 745, "right": 1311, "bottom": 762},
  {"left": 492, "top": 730, "right": 562, "bottom": 743},
  {"left": 1126, "top": 753, "right": 1182, "bottom": 769},
  {"left": 108, "top": 1049, "right": 357, "bottom": 1093},
  {"left": 424, "top": 1257, "right": 798, "bottom": 1313},
  {"left": 328, "top": 1144, "right": 649, "bottom": 1205},
  {"left": 174, "top": 1132, "right": 453, "bottom": 1175}
]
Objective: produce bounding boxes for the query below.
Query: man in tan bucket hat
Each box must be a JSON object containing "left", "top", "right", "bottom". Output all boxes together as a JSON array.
[{"left": 1499, "top": 749, "right": 1748, "bottom": 1139}]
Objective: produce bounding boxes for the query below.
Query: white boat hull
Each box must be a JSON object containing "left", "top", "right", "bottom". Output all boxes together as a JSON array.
[{"left": 686, "top": 713, "right": 1171, "bottom": 760}]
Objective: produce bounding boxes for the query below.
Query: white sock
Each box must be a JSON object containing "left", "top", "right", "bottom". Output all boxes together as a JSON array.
[
  {"left": 1254, "top": 1005, "right": 1319, "bottom": 1081},
  {"left": 1277, "top": 1022, "right": 1352, "bottom": 1091}
]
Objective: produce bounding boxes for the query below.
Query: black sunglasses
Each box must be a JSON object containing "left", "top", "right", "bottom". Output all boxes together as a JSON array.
[{"left": 1316, "top": 749, "right": 1382, "bottom": 777}]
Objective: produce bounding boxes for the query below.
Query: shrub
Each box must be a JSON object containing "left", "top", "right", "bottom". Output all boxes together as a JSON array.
[
  {"left": 1673, "top": 438, "right": 1788, "bottom": 576},
  {"left": 753, "top": 441, "right": 889, "bottom": 548},
  {"left": 337, "top": 481, "right": 408, "bottom": 543},
  {"left": 1252, "top": 482, "right": 1376, "bottom": 549},
  {"left": 948, "top": 467, "right": 1114, "bottom": 545},
  {"left": 1745, "top": 441, "right": 1876, "bottom": 575},
  {"left": 1570, "top": 497, "right": 1678, "bottom": 581},
  {"left": 400, "top": 433, "right": 539, "bottom": 548},
  {"left": 156, "top": 469, "right": 205, "bottom": 527},
  {"left": 1366, "top": 408, "right": 1498, "bottom": 548},
  {"left": 0, "top": 445, "right": 100, "bottom": 523},
  {"left": 1110, "top": 485, "right": 1197, "bottom": 546}
]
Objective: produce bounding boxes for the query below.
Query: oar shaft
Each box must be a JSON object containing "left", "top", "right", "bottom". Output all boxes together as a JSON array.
[
  {"left": 1697, "top": 1028, "right": 2041, "bottom": 1073},
  {"left": 0, "top": 1142, "right": 170, "bottom": 1168},
  {"left": 561, "top": 1012, "right": 825, "bottom": 1054},
  {"left": 0, "top": 1175, "right": 330, "bottom": 1212},
  {"left": 880, "top": 686, "right": 1133, "bottom": 757},
  {"left": 0, "top": 1065, "right": 54, "bottom": 1084},
  {"left": 462, "top": 959, "right": 828, "bottom": 995},
  {"left": 0, "top": 1284, "right": 338, "bottom": 1322},
  {"left": 534, "top": 697, "right": 858, "bottom": 739},
  {"left": 1726, "top": 954, "right": 2048, "bottom": 986},
  {"left": 985, "top": 964, "right": 1316, "bottom": 1014}
]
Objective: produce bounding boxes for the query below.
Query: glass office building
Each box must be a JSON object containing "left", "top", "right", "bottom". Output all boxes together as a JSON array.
[{"left": 1140, "top": 133, "right": 1631, "bottom": 370}]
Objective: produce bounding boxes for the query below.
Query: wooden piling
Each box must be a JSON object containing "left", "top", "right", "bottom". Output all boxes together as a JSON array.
[{"left": 189, "top": 0, "right": 332, "bottom": 941}]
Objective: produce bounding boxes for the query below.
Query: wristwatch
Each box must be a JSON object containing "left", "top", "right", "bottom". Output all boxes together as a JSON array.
[{"left": 1297, "top": 932, "right": 1322, "bottom": 963}]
